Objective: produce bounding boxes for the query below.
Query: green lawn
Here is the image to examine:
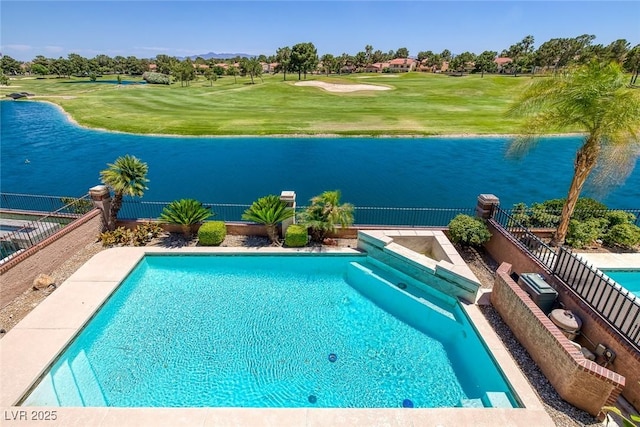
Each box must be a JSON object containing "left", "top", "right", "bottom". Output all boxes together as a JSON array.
[{"left": 1, "top": 72, "right": 556, "bottom": 136}]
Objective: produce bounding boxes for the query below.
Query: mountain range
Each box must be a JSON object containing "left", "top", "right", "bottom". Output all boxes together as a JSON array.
[{"left": 182, "top": 52, "right": 253, "bottom": 60}]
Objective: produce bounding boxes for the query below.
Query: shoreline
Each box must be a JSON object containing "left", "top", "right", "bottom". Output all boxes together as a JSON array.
[{"left": 5, "top": 98, "right": 586, "bottom": 140}]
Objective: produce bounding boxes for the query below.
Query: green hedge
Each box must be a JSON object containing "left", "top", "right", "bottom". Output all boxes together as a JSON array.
[
  {"left": 447, "top": 214, "right": 491, "bottom": 247},
  {"left": 198, "top": 221, "right": 226, "bottom": 246},
  {"left": 285, "top": 225, "right": 308, "bottom": 247}
]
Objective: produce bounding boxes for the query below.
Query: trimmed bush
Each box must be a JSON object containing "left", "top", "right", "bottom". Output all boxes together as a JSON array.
[
  {"left": 603, "top": 223, "right": 640, "bottom": 249},
  {"left": 142, "top": 71, "right": 170, "bottom": 85},
  {"left": 606, "top": 210, "right": 636, "bottom": 227},
  {"left": 566, "top": 218, "right": 607, "bottom": 248},
  {"left": 447, "top": 214, "right": 491, "bottom": 247},
  {"left": 198, "top": 221, "right": 227, "bottom": 246},
  {"left": 285, "top": 225, "right": 308, "bottom": 247}
]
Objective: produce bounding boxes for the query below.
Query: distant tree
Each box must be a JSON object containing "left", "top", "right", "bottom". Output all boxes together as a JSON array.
[
  {"left": 440, "top": 49, "right": 452, "bottom": 62},
  {"left": 354, "top": 51, "right": 366, "bottom": 70},
  {"left": 155, "top": 54, "right": 177, "bottom": 75},
  {"left": 474, "top": 51, "right": 498, "bottom": 77},
  {"left": 624, "top": 44, "right": 640, "bottom": 85},
  {"left": 241, "top": 57, "right": 263, "bottom": 84},
  {"left": 504, "top": 35, "right": 535, "bottom": 76},
  {"left": 364, "top": 44, "right": 373, "bottom": 65},
  {"left": 226, "top": 63, "right": 239, "bottom": 83},
  {"left": 320, "top": 53, "right": 335, "bottom": 76},
  {"left": 450, "top": 51, "right": 475, "bottom": 75},
  {"left": 211, "top": 64, "right": 226, "bottom": 76},
  {"left": 372, "top": 49, "right": 385, "bottom": 63},
  {"left": 31, "top": 63, "right": 49, "bottom": 77},
  {"left": 416, "top": 50, "right": 432, "bottom": 62},
  {"left": 290, "top": 42, "right": 318, "bottom": 80},
  {"left": 174, "top": 58, "right": 196, "bottom": 86},
  {"left": 50, "top": 57, "right": 70, "bottom": 78},
  {"left": 604, "top": 39, "right": 630, "bottom": 64},
  {"left": 1, "top": 55, "right": 22, "bottom": 75},
  {"left": 507, "top": 62, "right": 640, "bottom": 246},
  {"left": 0, "top": 74, "right": 9, "bottom": 86},
  {"left": 204, "top": 67, "right": 217, "bottom": 86},
  {"left": 275, "top": 46, "right": 292, "bottom": 81},
  {"left": 395, "top": 47, "right": 409, "bottom": 58}
]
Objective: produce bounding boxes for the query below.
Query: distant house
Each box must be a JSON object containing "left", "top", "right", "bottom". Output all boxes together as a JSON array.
[
  {"left": 364, "top": 62, "right": 390, "bottom": 73},
  {"left": 388, "top": 58, "right": 416, "bottom": 72},
  {"left": 495, "top": 57, "right": 513, "bottom": 73},
  {"left": 419, "top": 60, "right": 449, "bottom": 73},
  {"left": 261, "top": 62, "right": 278, "bottom": 73},
  {"left": 148, "top": 63, "right": 157, "bottom": 71}
]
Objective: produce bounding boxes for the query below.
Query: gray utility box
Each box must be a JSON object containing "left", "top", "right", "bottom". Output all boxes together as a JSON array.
[{"left": 518, "top": 273, "right": 558, "bottom": 314}]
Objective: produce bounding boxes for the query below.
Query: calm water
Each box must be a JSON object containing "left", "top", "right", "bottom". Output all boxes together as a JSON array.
[
  {"left": 1, "top": 100, "right": 638, "bottom": 208},
  {"left": 23, "top": 255, "right": 514, "bottom": 408}
]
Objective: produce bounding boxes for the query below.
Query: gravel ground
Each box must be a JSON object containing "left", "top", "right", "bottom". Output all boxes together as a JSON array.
[{"left": 0, "top": 234, "right": 613, "bottom": 426}]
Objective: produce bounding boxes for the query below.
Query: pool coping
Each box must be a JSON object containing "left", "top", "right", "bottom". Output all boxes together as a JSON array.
[{"left": 0, "top": 246, "right": 553, "bottom": 426}]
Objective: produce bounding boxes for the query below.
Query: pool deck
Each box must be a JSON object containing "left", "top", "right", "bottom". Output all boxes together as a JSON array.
[
  {"left": 575, "top": 252, "right": 640, "bottom": 270},
  {"left": 0, "top": 247, "right": 554, "bottom": 426}
]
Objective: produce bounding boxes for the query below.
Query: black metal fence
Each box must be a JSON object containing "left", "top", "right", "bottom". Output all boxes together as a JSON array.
[
  {"left": 0, "top": 194, "right": 93, "bottom": 263},
  {"left": 553, "top": 248, "right": 640, "bottom": 348},
  {"left": 117, "top": 199, "right": 475, "bottom": 227},
  {"left": 491, "top": 205, "right": 640, "bottom": 349},
  {"left": 492, "top": 206, "right": 558, "bottom": 270}
]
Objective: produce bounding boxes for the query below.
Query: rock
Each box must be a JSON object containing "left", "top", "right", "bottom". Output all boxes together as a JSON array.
[{"left": 33, "top": 273, "right": 55, "bottom": 290}]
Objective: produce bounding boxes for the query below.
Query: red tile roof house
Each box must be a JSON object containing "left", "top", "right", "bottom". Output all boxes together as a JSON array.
[
  {"left": 364, "top": 62, "right": 391, "bottom": 73},
  {"left": 495, "top": 57, "right": 513, "bottom": 73},
  {"left": 388, "top": 58, "right": 417, "bottom": 72}
]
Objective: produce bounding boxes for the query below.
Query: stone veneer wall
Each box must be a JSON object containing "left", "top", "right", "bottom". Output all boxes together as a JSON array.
[
  {"left": 491, "top": 262, "right": 625, "bottom": 416},
  {"left": 485, "top": 220, "right": 640, "bottom": 410}
]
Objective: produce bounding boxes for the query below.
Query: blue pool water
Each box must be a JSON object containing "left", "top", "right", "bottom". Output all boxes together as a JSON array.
[
  {"left": 23, "top": 255, "right": 516, "bottom": 408},
  {"left": 2, "top": 100, "right": 638, "bottom": 208},
  {"left": 603, "top": 270, "right": 640, "bottom": 298}
]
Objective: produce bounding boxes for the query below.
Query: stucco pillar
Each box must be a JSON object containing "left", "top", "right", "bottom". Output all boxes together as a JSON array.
[
  {"left": 476, "top": 194, "right": 499, "bottom": 219},
  {"left": 90, "top": 185, "right": 112, "bottom": 231},
  {"left": 280, "top": 190, "right": 296, "bottom": 236}
]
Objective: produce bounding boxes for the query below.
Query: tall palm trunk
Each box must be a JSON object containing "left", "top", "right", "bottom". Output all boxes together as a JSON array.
[
  {"left": 108, "top": 193, "right": 123, "bottom": 231},
  {"left": 551, "top": 138, "right": 600, "bottom": 246}
]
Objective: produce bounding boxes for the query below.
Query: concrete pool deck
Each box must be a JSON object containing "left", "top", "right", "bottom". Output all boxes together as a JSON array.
[
  {"left": 0, "top": 247, "right": 553, "bottom": 426},
  {"left": 576, "top": 252, "right": 640, "bottom": 270}
]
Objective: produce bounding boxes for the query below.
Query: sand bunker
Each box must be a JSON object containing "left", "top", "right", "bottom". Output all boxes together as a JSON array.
[{"left": 295, "top": 81, "right": 390, "bottom": 92}]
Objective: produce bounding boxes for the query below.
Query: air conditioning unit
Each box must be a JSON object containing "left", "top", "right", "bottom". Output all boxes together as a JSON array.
[{"left": 518, "top": 273, "right": 558, "bottom": 314}]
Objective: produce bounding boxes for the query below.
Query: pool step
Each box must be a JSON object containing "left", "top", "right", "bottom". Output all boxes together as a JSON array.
[
  {"left": 482, "top": 391, "right": 514, "bottom": 408},
  {"left": 21, "top": 371, "right": 60, "bottom": 406},
  {"left": 51, "top": 360, "right": 84, "bottom": 406},
  {"left": 459, "top": 398, "right": 484, "bottom": 408},
  {"left": 70, "top": 350, "right": 107, "bottom": 406}
]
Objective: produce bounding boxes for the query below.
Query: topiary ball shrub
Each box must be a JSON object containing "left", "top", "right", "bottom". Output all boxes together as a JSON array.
[
  {"left": 198, "top": 221, "right": 227, "bottom": 246},
  {"left": 603, "top": 223, "right": 640, "bottom": 249},
  {"left": 285, "top": 225, "right": 308, "bottom": 247},
  {"left": 447, "top": 214, "right": 491, "bottom": 247}
]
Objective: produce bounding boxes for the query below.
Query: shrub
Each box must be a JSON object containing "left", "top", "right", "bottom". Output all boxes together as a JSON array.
[
  {"left": 198, "top": 221, "right": 227, "bottom": 246},
  {"left": 132, "top": 222, "right": 164, "bottom": 246},
  {"left": 298, "top": 190, "right": 354, "bottom": 243},
  {"left": 606, "top": 210, "right": 636, "bottom": 228},
  {"left": 159, "top": 199, "right": 213, "bottom": 238},
  {"left": 142, "top": 71, "right": 170, "bottom": 85},
  {"left": 565, "top": 218, "right": 607, "bottom": 248},
  {"left": 284, "top": 225, "right": 308, "bottom": 247},
  {"left": 603, "top": 223, "right": 640, "bottom": 249},
  {"left": 242, "top": 195, "right": 294, "bottom": 244},
  {"left": 447, "top": 214, "right": 491, "bottom": 247},
  {"left": 510, "top": 203, "right": 531, "bottom": 227},
  {"left": 100, "top": 226, "right": 134, "bottom": 247}
]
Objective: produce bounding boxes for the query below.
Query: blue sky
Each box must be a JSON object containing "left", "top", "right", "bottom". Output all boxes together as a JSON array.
[{"left": 1, "top": 1, "right": 639, "bottom": 61}]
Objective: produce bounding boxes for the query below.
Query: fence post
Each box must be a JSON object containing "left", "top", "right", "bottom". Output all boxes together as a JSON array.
[
  {"left": 476, "top": 194, "right": 500, "bottom": 219},
  {"left": 280, "top": 190, "right": 296, "bottom": 237},
  {"left": 89, "top": 185, "right": 112, "bottom": 232}
]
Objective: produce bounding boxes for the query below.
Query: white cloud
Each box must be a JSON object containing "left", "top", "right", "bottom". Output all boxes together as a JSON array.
[
  {"left": 44, "top": 45, "right": 64, "bottom": 53},
  {"left": 3, "top": 44, "right": 33, "bottom": 51}
]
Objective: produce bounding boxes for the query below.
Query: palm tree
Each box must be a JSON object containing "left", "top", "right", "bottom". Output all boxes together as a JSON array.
[
  {"left": 298, "top": 190, "right": 354, "bottom": 243},
  {"left": 159, "top": 199, "right": 212, "bottom": 238},
  {"left": 100, "top": 155, "right": 149, "bottom": 231},
  {"left": 507, "top": 61, "right": 640, "bottom": 246},
  {"left": 242, "top": 195, "right": 294, "bottom": 244}
]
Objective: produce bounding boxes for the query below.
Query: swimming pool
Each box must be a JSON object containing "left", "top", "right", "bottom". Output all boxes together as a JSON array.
[
  {"left": 602, "top": 269, "right": 640, "bottom": 298},
  {"left": 22, "top": 254, "right": 516, "bottom": 409}
]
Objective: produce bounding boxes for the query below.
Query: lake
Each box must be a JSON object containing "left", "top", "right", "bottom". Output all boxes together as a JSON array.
[{"left": 1, "top": 100, "right": 638, "bottom": 209}]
